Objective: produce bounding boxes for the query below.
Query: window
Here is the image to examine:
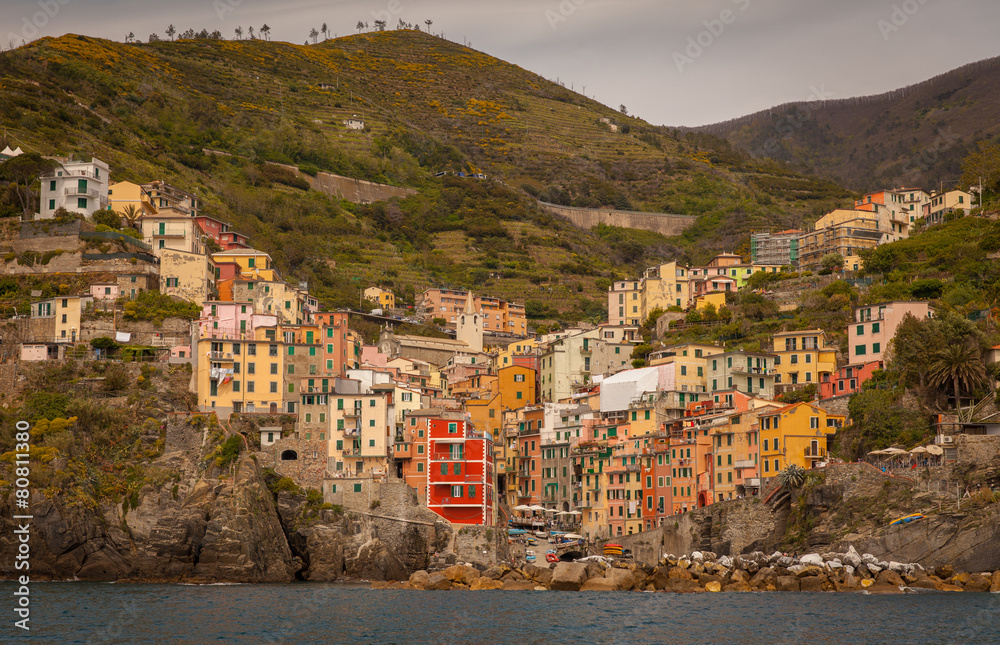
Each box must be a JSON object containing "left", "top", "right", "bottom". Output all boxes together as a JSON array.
[
  {"left": 810, "top": 416, "right": 819, "bottom": 429},
  {"left": 856, "top": 325, "right": 864, "bottom": 336},
  {"left": 451, "top": 485, "right": 463, "bottom": 498},
  {"left": 872, "top": 322, "right": 880, "bottom": 334},
  {"left": 448, "top": 422, "right": 458, "bottom": 434},
  {"left": 855, "top": 345, "right": 867, "bottom": 356},
  {"left": 872, "top": 342, "right": 881, "bottom": 354}
]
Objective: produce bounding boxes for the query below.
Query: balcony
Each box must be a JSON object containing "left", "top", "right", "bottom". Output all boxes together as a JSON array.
[
  {"left": 734, "top": 459, "right": 755, "bottom": 469},
  {"left": 209, "top": 351, "right": 233, "bottom": 361},
  {"left": 730, "top": 366, "right": 774, "bottom": 376},
  {"left": 63, "top": 186, "right": 102, "bottom": 198},
  {"left": 430, "top": 454, "right": 466, "bottom": 462},
  {"left": 432, "top": 475, "right": 484, "bottom": 484},
  {"left": 343, "top": 408, "right": 362, "bottom": 418},
  {"left": 151, "top": 228, "right": 189, "bottom": 238},
  {"left": 579, "top": 345, "right": 592, "bottom": 354},
  {"left": 744, "top": 477, "right": 761, "bottom": 488},
  {"left": 625, "top": 464, "right": 641, "bottom": 472},
  {"left": 804, "top": 446, "right": 827, "bottom": 458}
]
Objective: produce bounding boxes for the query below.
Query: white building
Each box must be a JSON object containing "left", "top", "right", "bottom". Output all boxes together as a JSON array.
[{"left": 38, "top": 157, "right": 110, "bottom": 219}]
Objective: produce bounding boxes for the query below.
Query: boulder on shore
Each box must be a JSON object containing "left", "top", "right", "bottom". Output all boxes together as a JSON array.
[{"left": 550, "top": 562, "right": 589, "bottom": 591}]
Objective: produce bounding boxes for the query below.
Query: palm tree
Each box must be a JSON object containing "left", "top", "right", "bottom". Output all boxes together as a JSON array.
[
  {"left": 927, "top": 341, "right": 988, "bottom": 420},
  {"left": 166, "top": 24, "right": 176, "bottom": 41},
  {"left": 121, "top": 204, "right": 143, "bottom": 228},
  {"left": 234, "top": 26, "right": 243, "bottom": 40},
  {"left": 260, "top": 24, "right": 270, "bottom": 41},
  {"left": 776, "top": 464, "right": 806, "bottom": 489}
]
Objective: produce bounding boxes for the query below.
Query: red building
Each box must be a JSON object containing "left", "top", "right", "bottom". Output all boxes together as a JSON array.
[
  {"left": 195, "top": 215, "right": 250, "bottom": 251},
  {"left": 427, "top": 418, "right": 495, "bottom": 525},
  {"left": 820, "top": 360, "right": 882, "bottom": 399}
]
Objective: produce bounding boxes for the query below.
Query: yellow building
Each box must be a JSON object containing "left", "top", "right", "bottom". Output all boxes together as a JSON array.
[
  {"left": 649, "top": 343, "right": 724, "bottom": 395},
  {"left": 772, "top": 329, "right": 837, "bottom": 389},
  {"left": 493, "top": 338, "right": 538, "bottom": 369},
  {"left": 364, "top": 287, "right": 395, "bottom": 310},
  {"left": 641, "top": 261, "right": 691, "bottom": 313},
  {"left": 212, "top": 249, "right": 279, "bottom": 282},
  {"left": 160, "top": 249, "right": 216, "bottom": 304},
  {"left": 107, "top": 181, "right": 155, "bottom": 218},
  {"left": 31, "top": 295, "right": 92, "bottom": 343},
  {"left": 194, "top": 328, "right": 285, "bottom": 416},
  {"left": 329, "top": 391, "right": 392, "bottom": 477},
  {"left": 695, "top": 292, "right": 726, "bottom": 312},
  {"left": 758, "top": 401, "right": 845, "bottom": 477}
]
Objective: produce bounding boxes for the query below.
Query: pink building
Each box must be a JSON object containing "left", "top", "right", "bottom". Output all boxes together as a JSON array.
[
  {"left": 89, "top": 283, "right": 119, "bottom": 300},
  {"left": 848, "top": 301, "right": 930, "bottom": 366}
]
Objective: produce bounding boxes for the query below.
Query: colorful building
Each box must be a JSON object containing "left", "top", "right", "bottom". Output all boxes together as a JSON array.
[
  {"left": 758, "top": 402, "right": 846, "bottom": 480},
  {"left": 426, "top": 418, "right": 495, "bottom": 525}
]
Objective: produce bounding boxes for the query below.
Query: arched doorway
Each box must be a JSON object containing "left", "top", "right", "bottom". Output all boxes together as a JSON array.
[{"left": 280, "top": 450, "right": 298, "bottom": 461}]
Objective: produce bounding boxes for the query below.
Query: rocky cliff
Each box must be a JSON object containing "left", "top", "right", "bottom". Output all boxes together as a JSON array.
[
  {"left": 0, "top": 418, "right": 458, "bottom": 583},
  {"left": 615, "top": 462, "right": 1000, "bottom": 573},
  {"left": 0, "top": 419, "right": 297, "bottom": 582}
]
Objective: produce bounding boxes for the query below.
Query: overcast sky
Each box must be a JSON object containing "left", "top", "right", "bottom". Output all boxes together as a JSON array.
[{"left": 3, "top": 0, "right": 999, "bottom": 126}]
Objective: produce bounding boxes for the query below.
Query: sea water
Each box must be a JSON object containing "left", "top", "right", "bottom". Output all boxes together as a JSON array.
[{"left": 5, "top": 581, "right": 998, "bottom": 644}]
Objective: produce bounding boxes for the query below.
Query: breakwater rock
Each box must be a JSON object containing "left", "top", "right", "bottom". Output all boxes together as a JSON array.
[{"left": 383, "top": 547, "right": 1000, "bottom": 593}]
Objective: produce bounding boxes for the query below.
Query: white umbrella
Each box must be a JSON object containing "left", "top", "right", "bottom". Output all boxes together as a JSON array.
[
  {"left": 867, "top": 449, "right": 886, "bottom": 456},
  {"left": 883, "top": 447, "right": 907, "bottom": 455},
  {"left": 543, "top": 508, "right": 559, "bottom": 513},
  {"left": 909, "top": 446, "right": 928, "bottom": 454},
  {"left": 555, "top": 511, "right": 572, "bottom": 516},
  {"left": 925, "top": 444, "right": 944, "bottom": 456},
  {"left": 513, "top": 505, "right": 532, "bottom": 511},
  {"left": 569, "top": 510, "right": 582, "bottom": 515},
  {"left": 528, "top": 505, "right": 546, "bottom": 511}
]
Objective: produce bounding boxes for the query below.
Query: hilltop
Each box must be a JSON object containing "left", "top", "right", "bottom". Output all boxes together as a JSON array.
[
  {"left": 696, "top": 57, "right": 1000, "bottom": 192},
  {"left": 0, "top": 30, "right": 852, "bottom": 316}
]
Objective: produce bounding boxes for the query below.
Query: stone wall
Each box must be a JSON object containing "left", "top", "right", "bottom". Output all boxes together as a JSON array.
[
  {"left": 539, "top": 202, "right": 698, "bottom": 237},
  {"left": 655, "top": 312, "right": 687, "bottom": 340},
  {"left": 453, "top": 524, "right": 509, "bottom": 567},
  {"left": 955, "top": 434, "right": 1000, "bottom": 464},
  {"left": 819, "top": 462, "right": 914, "bottom": 500},
  {"left": 263, "top": 437, "right": 331, "bottom": 490},
  {"left": 264, "top": 161, "right": 417, "bottom": 204},
  {"left": 815, "top": 394, "right": 850, "bottom": 419}
]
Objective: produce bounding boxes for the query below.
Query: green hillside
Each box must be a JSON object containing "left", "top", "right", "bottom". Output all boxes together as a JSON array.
[{"left": 0, "top": 30, "right": 853, "bottom": 317}]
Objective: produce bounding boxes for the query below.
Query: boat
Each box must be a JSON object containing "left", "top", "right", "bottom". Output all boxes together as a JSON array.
[{"left": 889, "top": 513, "right": 925, "bottom": 526}]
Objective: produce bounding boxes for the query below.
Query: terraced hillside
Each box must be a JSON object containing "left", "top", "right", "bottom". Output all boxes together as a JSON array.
[{"left": 0, "top": 30, "right": 853, "bottom": 317}]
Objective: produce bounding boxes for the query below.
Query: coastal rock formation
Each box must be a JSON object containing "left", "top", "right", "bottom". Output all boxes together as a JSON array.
[
  {"left": 0, "top": 420, "right": 297, "bottom": 583},
  {"left": 393, "top": 548, "right": 1000, "bottom": 593}
]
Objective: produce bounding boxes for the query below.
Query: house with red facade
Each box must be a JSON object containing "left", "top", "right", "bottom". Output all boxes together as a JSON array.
[{"left": 426, "top": 418, "right": 495, "bottom": 525}]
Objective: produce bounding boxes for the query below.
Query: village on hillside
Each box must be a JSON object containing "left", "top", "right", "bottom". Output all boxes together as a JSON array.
[{"left": 0, "top": 146, "right": 993, "bottom": 545}]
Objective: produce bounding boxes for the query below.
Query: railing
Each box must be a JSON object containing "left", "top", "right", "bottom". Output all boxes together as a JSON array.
[
  {"left": 804, "top": 447, "right": 827, "bottom": 458},
  {"left": 152, "top": 228, "right": 188, "bottom": 238},
  {"left": 734, "top": 459, "right": 755, "bottom": 469},
  {"left": 730, "top": 366, "right": 774, "bottom": 375},
  {"left": 625, "top": 464, "right": 641, "bottom": 472},
  {"left": 209, "top": 351, "right": 233, "bottom": 360},
  {"left": 63, "top": 186, "right": 101, "bottom": 198},
  {"left": 343, "top": 408, "right": 361, "bottom": 417}
]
